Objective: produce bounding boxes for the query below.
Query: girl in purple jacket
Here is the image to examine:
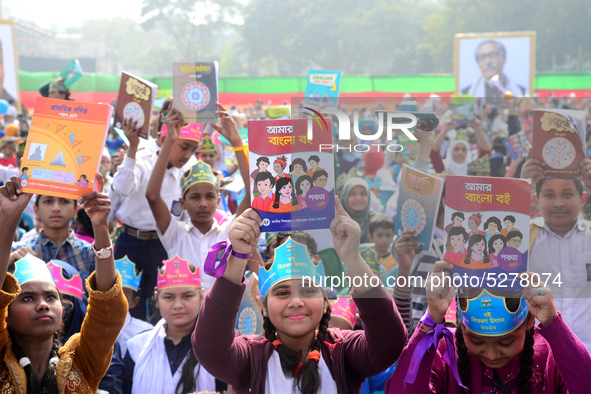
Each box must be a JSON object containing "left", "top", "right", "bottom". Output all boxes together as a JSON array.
[
  {"left": 385, "top": 261, "right": 591, "bottom": 393},
  {"left": 193, "top": 197, "right": 407, "bottom": 393}
]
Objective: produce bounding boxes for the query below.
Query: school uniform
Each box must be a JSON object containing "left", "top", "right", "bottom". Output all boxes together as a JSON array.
[
  {"left": 123, "top": 320, "right": 217, "bottom": 394},
  {"left": 118, "top": 312, "right": 154, "bottom": 356},
  {"left": 109, "top": 152, "right": 186, "bottom": 320}
]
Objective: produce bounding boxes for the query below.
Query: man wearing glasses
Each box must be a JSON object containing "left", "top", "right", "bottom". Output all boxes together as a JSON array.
[{"left": 461, "top": 40, "right": 527, "bottom": 99}]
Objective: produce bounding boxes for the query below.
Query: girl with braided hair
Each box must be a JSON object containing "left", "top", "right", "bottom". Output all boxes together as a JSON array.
[
  {"left": 0, "top": 173, "right": 128, "bottom": 393},
  {"left": 194, "top": 197, "right": 407, "bottom": 393},
  {"left": 385, "top": 261, "right": 591, "bottom": 393}
]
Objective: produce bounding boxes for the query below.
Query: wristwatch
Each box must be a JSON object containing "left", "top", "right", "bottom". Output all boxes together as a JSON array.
[{"left": 92, "top": 242, "right": 114, "bottom": 259}]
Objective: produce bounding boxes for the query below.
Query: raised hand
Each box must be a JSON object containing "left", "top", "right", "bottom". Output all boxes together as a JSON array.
[
  {"left": 521, "top": 148, "right": 546, "bottom": 184},
  {"left": 79, "top": 173, "right": 111, "bottom": 228},
  {"left": 210, "top": 102, "right": 243, "bottom": 148},
  {"left": 228, "top": 208, "right": 262, "bottom": 255},
  {"left": 394, "top": 230, "right": 420, "bottom": 270},
  {"left": 522, "top": 273, "right": 557, "bottom": 326},
  {"left": 0, "top": 176, "right": 32, "bottom": 217},
  {"left": 425, "top": 261, "right": 455, "bottom": 324},
  {"left": 330, "top": 196, "right": 361, "bottom": 260},
  {"left": 122, "top": 118, "right": 141, "bottom": 149},
  {"left": 164, "top": 105, "right": 185, "bottom": 143}
]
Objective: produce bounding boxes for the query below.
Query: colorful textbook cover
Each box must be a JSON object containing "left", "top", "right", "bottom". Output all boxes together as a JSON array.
[
  {"left": 395, "top": 164, "right": 444, "bottom": 252},
  {"left": 443, "top": 175, "right": 531, "bottom": 290},
  {"left": 19, "top": 97, "right": 112, "bottom": 199},
  {"left": 173, "top": 62, "right": 218, "bottom": 124},
  {"left": 451, "top": 95, "right": 474, "bottom": 126},
  {"left": 503, "top": 130, "right": 532, "bottom": 160},
  {"left": 532, "top": 108, "right": 587, "bottom": 177},
  {"left": 58, "top": 59, "right": 83, "bottom": 88},
  {"left": 114, "top": 72, "right": 158, "bottom": 139},
  {"left": 305, "top": 69, "right": 342, "bottom": 107},
  {"left": 248, "top": 118, "right": 335, "bottom": 232}
]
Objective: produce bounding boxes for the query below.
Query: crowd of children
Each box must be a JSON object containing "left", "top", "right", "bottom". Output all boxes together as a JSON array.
[{"left": 0, "top": 83, "right": 591, "bottom": 394}]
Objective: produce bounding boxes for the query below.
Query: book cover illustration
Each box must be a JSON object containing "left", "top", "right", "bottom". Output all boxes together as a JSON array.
[
  {"left": 395, "top": 164, "right": 444, "bottom": 252},
  {"left": 443, "top": 175, "right": 531, "bottom": 290},
  {"left": 248, "top": 118, "right": 334, "bottom": 232},
  {"left": 114, "top": 72, "right": 158, "bottom": 139},
  {"left": 19, "top": 97, "right": 112, "bottom": 199},
  {"left": 532, "top": 108, "right": 587, "bottom": 177},
  {"left": 503, "top": 130, "right": 532, "bottom": 160},
  {"left": 173, "top": 62, "right": 218, "bottom": 124},
  {"left": 305, "top": 69, "right": 342, "bottom": 108},
  {"left": 451, "top": 95, "right": 474, "bottom": 126},
  {"left": 59, "top": 59, "right": 83, "bottom": 88}
]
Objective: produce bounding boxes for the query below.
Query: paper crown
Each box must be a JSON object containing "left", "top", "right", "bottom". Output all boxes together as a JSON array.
[
  {"left": 199, "top": 135, "right": 216, "bottom": 152},
  {"left": 468, "top": 155, "right": 491, "bottom": 173},
  {"left": 47, "top": 260, "right": 84, "bottom": 300},
  {"left": 458, "top": 289, "right": 529, "bottom": 336},
  {"left": 329, "top": 297, "right": 357, "bottom": 329},
  {"left": 258, "top": 237, "right": 325, "bottom": 300},
  {"left": 157, "top": 254, "right": 202, "bottom": 290},
  {"left": 161, "top": 123, "right": 204, "bottom": 142},
  {"left": 115, "top": 256, "right": 142, "bottom": 291},
  {"left": 13, "top": 254, "right": 55, "bottom": 286},
  {"left": 181, "top": 160, "right": 219, "bottom": 196}
]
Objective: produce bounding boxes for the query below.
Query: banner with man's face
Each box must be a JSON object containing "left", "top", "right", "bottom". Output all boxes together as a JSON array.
[
  {"left": 455, "top": 32, "right": 535, "bottom": 104},
  {"left": 0, "top": 20, "right": 19, "bottom": 107}
]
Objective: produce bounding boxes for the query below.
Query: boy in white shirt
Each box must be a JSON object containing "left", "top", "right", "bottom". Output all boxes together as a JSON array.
[{"left": 145, "top": 103, "right": 251, "bottom": 290}]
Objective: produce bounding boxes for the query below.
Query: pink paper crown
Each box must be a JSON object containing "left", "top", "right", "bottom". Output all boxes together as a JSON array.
[
  {"left": 157, "top": 254, "right": 202, "bottom": 290},
  {"left": 330, "top": 297, "right": 357, "bottom": 329},
  {"left": 161, "top": 123, "right": 204, "bottom": 141},
  {"left": 47, "top": 260, "right": 84, "bottom": 300}
]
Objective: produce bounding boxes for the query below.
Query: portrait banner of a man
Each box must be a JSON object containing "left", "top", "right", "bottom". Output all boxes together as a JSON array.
[
  {"left": 455, "top": 32, "right": 535, "bottom": 105},
  {"left": 0, "top": 20, "right": 19, "bottom": 107}
]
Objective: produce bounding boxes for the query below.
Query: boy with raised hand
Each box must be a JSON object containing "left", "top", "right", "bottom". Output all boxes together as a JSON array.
[
  {"left": 10, "top": 195, "right": 95, "bottom": 283},
  {"left": 109, "top": 117, "right": 199, "bottom": 320},
  {"left": 145, "top": 103, "right": 251, "bottom": 291},
  {"left": 521, "top": 152, "right": 591, "bottom": 351}
]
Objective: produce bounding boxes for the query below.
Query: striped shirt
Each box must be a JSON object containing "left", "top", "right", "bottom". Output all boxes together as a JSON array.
[{"left": 12, "top": 230, "right": 95, "bottom": 282}]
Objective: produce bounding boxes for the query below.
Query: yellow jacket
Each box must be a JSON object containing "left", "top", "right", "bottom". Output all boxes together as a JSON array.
[{"left": 0, "top": 271, "right": 128, "bottom": 393}]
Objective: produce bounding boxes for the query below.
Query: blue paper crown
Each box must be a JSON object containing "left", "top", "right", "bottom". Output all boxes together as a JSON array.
[
  {"left": 13, "top": 254, "right": 55, "bottom": 286},
  {"left": 258, "top": 237, "right": 325, "bottom": 301},
  {"left": 115, "top": 256, "right": 142, "bottom": 291},
  {"left": 458, "top": 289, "right": 529, "bottom": 336}
]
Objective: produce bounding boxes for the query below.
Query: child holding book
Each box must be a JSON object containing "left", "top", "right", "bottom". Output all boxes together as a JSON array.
[
  {"left": 145, "top": 104, "right": 251, "bottom": 291},
  {"left": 193, "top": 199, "right": 407, "bottom": 393},
  {"left": 385, "top": 261, "right": 591, "bottom": 393},
  {"left": 123, "top": 255, "right": 222, "bottom": 394},
  {"left": 0, "top": 174, "right": 128, "bottom": 393}
]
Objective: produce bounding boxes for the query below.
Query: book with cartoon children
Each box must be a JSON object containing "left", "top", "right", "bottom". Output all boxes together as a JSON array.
[
  {"left": 248, "top": 118, "right": 335, "bottom": 231},
  {"left": 443, "top": 175, "right": 531, "bottom": 290},
  {"left": 113, "top": 71, "right": 158, "bottom": 139},
  {"left": 395, "top": 164, "right": 444, "bottom": 252},
  {"left": 532, "top": 108, "right": 587, "bottom": 177},
  {"left": 19, "top": 97, "right": 112, "bottom": 199},
  {"left": 172, "top": 62, "right": 219, "bottom": 124}
]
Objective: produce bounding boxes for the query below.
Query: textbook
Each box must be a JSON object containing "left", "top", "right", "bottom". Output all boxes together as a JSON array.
[
  {"left": 113, "top": 72, "right": 158, "bottom": 139},
  {"left": 235, "top": 274, "right": 264, "bottom": 336},
  {"left": 503, "top": 130, "right": 532, "bottom": 160},
  {"left": 172, "top": 62, "right": 219, "bottom": 124},
  {"left": 19, "top": 97, "right": 112, "bottom": 199},
  {"left": 443, "top": 175, "right": 531, "bottom": 290},
  {"left": 305, "top": 69, "right": 342, "bottom": 108},
  {"left": 450, "top": 95, "right": 474, "bottom": 126},
  {"left": 395, "top": 164, "right": 444, "bottom": 252},
  {"left": 248, "top": 118, "right": 334, "bottom": 232},
  {"left": 532, "top": 108, "right": 587, "bottom": 177},
  {"left": 59, "top": 59, "right": 83, "bottom": 88}
]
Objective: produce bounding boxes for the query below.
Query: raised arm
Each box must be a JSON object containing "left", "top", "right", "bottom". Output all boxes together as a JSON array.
[
  {"left": 0, "top": 176, "right": 32, "bottom": 286},
  {"left": 145, "top": 108, "right": 183, "bottom": 234},
  {"left": 210, "top": 102, "right": 251, "bottom": 217},
  {"left": 111, "top": 119, "right": 143, "bottom": 196}
]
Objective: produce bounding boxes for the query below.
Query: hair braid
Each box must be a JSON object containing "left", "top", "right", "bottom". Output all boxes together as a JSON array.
[
  {"left": 262, "top": 313, "right": 300, "bottom": 372},
  {"left": 516, "top": 326, "right": 534, "bottom": 394},
  {"left": 454, "top": 326, "right": 471, "bottom": 393},
  {"left": 175, "top": 349, "right": 199, "bottom": 394},
  {"left": 296, "top": 308, "right": 331, "bottom": 394}
]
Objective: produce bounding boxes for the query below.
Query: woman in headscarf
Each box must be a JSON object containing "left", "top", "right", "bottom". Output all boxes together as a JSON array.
[{"left": 340, "top": 177, "right": 379, "bottom": 244}]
